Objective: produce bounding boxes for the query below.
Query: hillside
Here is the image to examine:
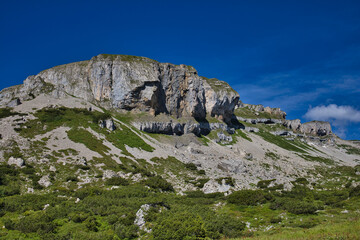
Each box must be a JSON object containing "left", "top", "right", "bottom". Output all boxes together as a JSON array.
[{"left": 0, "top": 54, "right": 359, "bottom": 239}]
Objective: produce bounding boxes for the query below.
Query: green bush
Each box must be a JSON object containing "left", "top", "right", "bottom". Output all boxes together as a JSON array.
[
  {"left": 68, "top": 211, "right": 90, "bottom": 223},
  {"left": 270, "top": 198, "right": 318, "bottom": 214},
  {"left": 216, "top": 177, "right": 235, "bottom": 187},
  {"left": 151, "top": 211, "right": 207, "bottom": 240},
  {"left": 14, "top": 212, "right": 56, "bottom": 234},
  {"left": 195, "top": 178, "right": 209, "bottom": 188},
  {"left": 293, "top": 177, "right": 309, "bottom": 185},
  {"left": 84, "top": 216, "right": 100, "bottom": 232},
  {"left": 257, "top": 179, "right": 275, "bottom": 189},
  {"left": 142, "top": 176, "right": 174, "bottom": 192},
  {"left": 66, "top": 176, "right": 79, "bottom": 182},
  {"left": 350, "top": 185, "right": 360, "bottom": 197},
  {"left": 315, "top": 190, "right": 349, "bottom": 205},
  {"left": 114, "top": 223, "right": 139, "bottom": 239},
  {"left": 105, "top": 177, "right": 129, "bottom": 186},
  {"left": 205, "top": 214, "right": 246, "bottom": 238},
  {"left": 227, "top": 190, "right": 266, "bottom": 206},
  {"left": 0, "top": 108, "right": 18, "bottom": 119},
  {"left": 185, "top": 163, "right": 198, "bottom": 171}
]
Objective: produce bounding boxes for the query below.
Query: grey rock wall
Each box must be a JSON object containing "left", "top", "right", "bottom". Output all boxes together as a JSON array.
[{"left": 0, "top": 54, "right": 239, "bottom": 122}]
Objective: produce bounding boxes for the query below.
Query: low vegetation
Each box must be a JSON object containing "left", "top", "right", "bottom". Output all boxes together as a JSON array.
[{"left": 1, "top": 162, "right": 359, "bottom": 239}]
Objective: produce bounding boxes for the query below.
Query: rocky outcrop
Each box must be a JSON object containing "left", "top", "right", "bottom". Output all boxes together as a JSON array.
[
  {"left": 38, "top": 175, "right": 52, "bottom": 188},
  {"left": 300, "top": 121, "right": 332, "bottom": 136},
  {"left": 0, "top": 54, "right": 239, "bottom": 122},
  {"left": 217, "top": 132, "right": 233, "bottom": 143},
  {"left": 237, "top": 103, "right": 286, "bottom": 119},
  {"left": 202, "top": 77, "right": 239, "bottom": 121},
  {"left": 133, "top": 121, "right": 236, "bottom": 136},
  {"left": 99, "top": 118, "right": 116, "bottom": 131},
  {"left": 271, "top": 131, "right": 295, "bottom": 136},
  {"left": 237, "top": 117, "right": 283, "bottom": 124},
  {"left": 8, "top": 157, "right": 25, "bottom": 167},
  {"left": 283, "top": 119, "right": 301, "bottom": 131},
  {"left": 134, "top": 204, "right": 152, "bottom": 233},
  {"left": 282, "top": 119, "right": 332, "bottom": 137}
]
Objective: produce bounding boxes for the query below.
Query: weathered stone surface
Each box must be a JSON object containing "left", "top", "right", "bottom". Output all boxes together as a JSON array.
[
  {"left": 217, "top": 132, "right": 233, "bottom": 143},
  {"left": 282, "top": 119, "right": 332, "bottom": 137},
  {"left": 133, "top": 121, "right": 236, "bottom": 136},
  {"left": 284, "top": 119, "right": 302, "bottom": 131},
  {"left": 102, "top": 170, "right": 118, "bottom": 179},
  {"left": 202, "top": 77, "right": 239, "bottom": 120},
  {"left": 38, "top": 175, "right": 52, "bottom": 188},
  {"left": 300, "top": 121, "right": 332, "bottom": 136},
  {"left": 8, "top": 157, "right": 25, "bottom": 167},
  {"left": 202, "top": 179, "right": 231, "bottom": 193},
  {"left": 99, "top": 118, "right": 116, "bottom": 131},
  {"left": 0, "top": 54, "right": 239, "bottom": 122},
  {"left": 134, "top": 204, "right": 152, "bottom": 233},
  {"left": 238, "top": 103, "right": 286, "bottom": 119},
  {"left": 237, "top": 117, "right": 283, "bottom": 124},
  {"left": 7, "top": 98, "right": 21, "bottom": 107}
]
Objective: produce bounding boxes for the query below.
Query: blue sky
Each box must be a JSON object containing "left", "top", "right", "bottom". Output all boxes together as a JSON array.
[{"left": 1, "top": 0, "right": 360, "bottom": 139}]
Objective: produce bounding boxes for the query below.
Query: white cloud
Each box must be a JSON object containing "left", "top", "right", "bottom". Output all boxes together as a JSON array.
[{"left": 304, "top": 104, "right": 360, "bottom": 123}]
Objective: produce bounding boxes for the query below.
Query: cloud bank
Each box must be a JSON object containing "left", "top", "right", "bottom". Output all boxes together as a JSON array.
[{"left": 304, "top": 104, "right": 360, "bottom": 123}]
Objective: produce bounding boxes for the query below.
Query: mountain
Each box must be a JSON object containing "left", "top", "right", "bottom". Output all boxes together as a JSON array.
[{"left": 0, "top": 54, "right": 359, "bottom": 239}]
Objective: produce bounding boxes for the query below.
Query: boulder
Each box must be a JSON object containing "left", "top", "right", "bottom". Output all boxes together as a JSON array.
[
  {"left": 99, "top": 118, "right": 116, "bottom": 131},
  {"left": 38, "top": 175, "right": 52, "bottom": 188},
  {"left": 8, "top": 157, "right": 25, "bottom": 167},
  {"left": 134, "top": 204, "right": 152, "bottom": 233},
  {"left": 283, "top": 119, "right": 302, "bottom": 131}
]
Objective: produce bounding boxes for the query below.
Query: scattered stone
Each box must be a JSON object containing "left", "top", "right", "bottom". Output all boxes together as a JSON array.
[
  {"left": 245, "top": 153, "right": 253, "bottom": 160},
  {"left": 99, "top": 118, "right": 116, "bottom": 131},
  {"left": 38, "top": 175, "right": 52, "bottom": 188},
  {"left": 8, "top": 157, "right": 25, "bottom": 167},
  {"left": 134, "top": 204, "right": 152, "bottom": 233},
  {"left": 103, "top": 170, "right": 118, "bottom": 179},
  {"left": 203, "top": 179, "right": 230, "bottom": 194},
  {"left": 217, "top": 132, "right": 232, "bottom": 143},
  {"left": 75, "top": 157, "right": 87, "bottom": 166},
  {"left": 188, "top": 146, "right": 204, "bottom": 154}
]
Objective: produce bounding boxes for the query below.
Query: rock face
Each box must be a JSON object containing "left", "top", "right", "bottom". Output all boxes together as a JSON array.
[
  {"left": 133, "top": 121, "right": 236, "bottom": 136},
  {"left": 301, "top": 121, "right": 332, "bottom": 136},
  {"left": 283, "top": 119, "right": 301, "bottom": 131},
  {"left": 282, "top": 119, "right": 332, "bottom": 137},
  {"left": 237, "top": 117, "right": 283, "bottom": 124},
  {"left": 0, "top": 54, "right": 239, "bottom": 122}
]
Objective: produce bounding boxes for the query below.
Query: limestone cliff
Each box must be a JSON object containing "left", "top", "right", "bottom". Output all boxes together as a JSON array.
[{"left": 0, "top": 54, "right": 239, "bottom": 122}]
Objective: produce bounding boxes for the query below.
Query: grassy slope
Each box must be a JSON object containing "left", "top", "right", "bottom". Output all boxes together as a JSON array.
[{"left": 2, "top": 106, "right": 360, "bottom": 239}]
